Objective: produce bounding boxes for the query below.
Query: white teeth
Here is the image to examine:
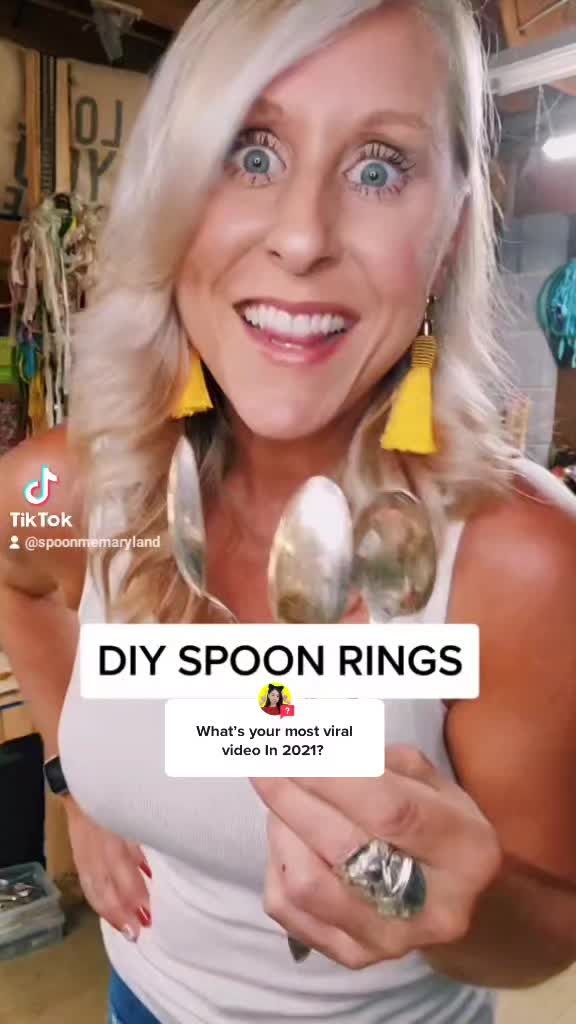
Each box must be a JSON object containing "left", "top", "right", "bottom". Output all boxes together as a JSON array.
[
  {"left": 293, "top": 315, "right": 309, "bottom": 338},
  {"left": 240, "top": 304, "right": 350, "bottom": 339},
  {"left": 277, "top": 311, "right": 292, "bottom": 334}
]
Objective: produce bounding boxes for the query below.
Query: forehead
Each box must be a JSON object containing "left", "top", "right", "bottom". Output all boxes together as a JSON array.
[{"left": 252, "top": 6, "right": 451, "bottom": 134}]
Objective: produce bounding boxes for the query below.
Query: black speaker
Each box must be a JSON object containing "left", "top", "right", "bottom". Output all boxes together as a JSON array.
[{"left": 0, "top": 732, "right": 45, "bottom": 869}]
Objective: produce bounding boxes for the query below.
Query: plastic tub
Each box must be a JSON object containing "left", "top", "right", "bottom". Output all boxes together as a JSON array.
[{"left": 0, "top": 862, "right": 66, "bottom": 960}]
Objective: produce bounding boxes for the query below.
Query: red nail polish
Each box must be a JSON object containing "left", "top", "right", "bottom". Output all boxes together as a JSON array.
[
  {"left": 139, "top": 861, "right": 152, "bottom": 879},
  {"left": 137, "top": 907, "right": 152, "bottom": 928}
]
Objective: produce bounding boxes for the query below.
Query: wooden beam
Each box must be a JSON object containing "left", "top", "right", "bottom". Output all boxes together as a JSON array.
[
  {"left": 25, "top": 50, "right": 42, "bottom": 212},
  {"left": 55, "top": 61, "right": 71, "bottom": 195},
  {"left": 137, "top": 1, "right": 196, "bottom": 31},
  {"left": 0, "top": 222, "right": 18, "bottom": 266},
  {"left": 0, "top": 4, "right": 169, "bottom": 75}
]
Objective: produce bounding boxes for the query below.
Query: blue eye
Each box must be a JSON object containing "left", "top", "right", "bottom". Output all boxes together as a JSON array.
[
  {"left": 361, "top": 162, "right": 392, "bottom": 187},
  {"left": 348, "top": 158, "right": 403, "bottom": 194},
  {"left": 227, "top": 130, "right": 285, "bottom": 185},
  {"left": 346, "top": 143, "right": 413, "bottom": 197},
  {"left": 242, "top": 148, "right": 271, "bottom": 175}
]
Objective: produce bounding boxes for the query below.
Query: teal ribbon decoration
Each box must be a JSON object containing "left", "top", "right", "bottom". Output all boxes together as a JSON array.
[{"left": 538, "top": 260, "right": 576, "bottom": 370}]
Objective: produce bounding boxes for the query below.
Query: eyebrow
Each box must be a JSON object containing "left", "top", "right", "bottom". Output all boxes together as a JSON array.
[
  {"left": 357, "top": 110, "right": 431, "bottom": 134},
  {"left": 248, "top": 99, "right": 431, "bottom": 135}
]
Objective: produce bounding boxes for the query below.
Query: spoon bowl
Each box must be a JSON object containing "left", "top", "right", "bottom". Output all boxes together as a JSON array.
[
  {"left": 354, "top": 491, "right": 437, "bottom": 623},
  {"left": 167, "top": 435, "right": 237, "bottom": 623},
  {"left": 167, "top": 435, "right": 206, "bottom": 596},
  {"left": 268, "top": 476, "right": 354, "bottom": 624}
]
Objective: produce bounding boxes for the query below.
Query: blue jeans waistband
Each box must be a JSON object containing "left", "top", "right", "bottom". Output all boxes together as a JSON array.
[{"left": 109, "top": 970, "right": 162, "bottom": 1024}]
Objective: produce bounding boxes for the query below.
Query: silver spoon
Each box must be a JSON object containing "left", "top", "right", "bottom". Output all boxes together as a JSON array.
[
  {"left": 268, "top": 476, "right": 353, "bottom": 964},
  {"left": 353, "top": 491, "right": 437, "bottom": 623},
  {"left": 268, "top": 476, "right": 354, "bottom": 625},
  {"left": 167, "top": 435, "right": 236, "bottom": 623},
  {"left": 168, "top": 437, "right": 306, "bottom": 960}
]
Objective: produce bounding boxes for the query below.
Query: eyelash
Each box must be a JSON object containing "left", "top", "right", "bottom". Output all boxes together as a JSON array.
[
  {"left": 226, "top": 129, "right": 415, "bottom": 198},
  {"left": 225, "top": 129, "right": 281, "bottom": 187},
  {"left": 350, "top": 140, "right": 415, "bottom": 198}
]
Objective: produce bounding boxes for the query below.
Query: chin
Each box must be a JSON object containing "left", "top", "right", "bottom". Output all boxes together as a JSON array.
[{"left": 233, "top": 394, "right": 335, "bottom": 442}]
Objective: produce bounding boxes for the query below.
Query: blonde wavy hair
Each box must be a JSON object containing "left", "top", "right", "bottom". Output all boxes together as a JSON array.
[{"left": 69, "top": 0, "right": 514, "bottom": 624}]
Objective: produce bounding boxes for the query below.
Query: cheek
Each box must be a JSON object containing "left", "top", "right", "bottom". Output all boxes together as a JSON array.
[
  {"left": 182, "top": 192, "right": 267, "bottom": 289},
  {"left": 363, "top": 225, "right": 442, "bottom": 305}
]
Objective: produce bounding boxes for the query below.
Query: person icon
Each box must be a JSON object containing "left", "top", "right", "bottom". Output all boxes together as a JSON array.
[
  {"left": 261, "top": 685, "right": 284, "bottom": 716},
  {"left": 9, "top": 536, "right": 20, "bottom": 551},
  {"left": 259, "top": 684, "right": 294, "bottom": 717}
]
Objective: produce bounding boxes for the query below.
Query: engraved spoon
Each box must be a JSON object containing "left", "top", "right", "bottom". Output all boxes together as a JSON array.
[
  {"left": 268, "top": 476, "right": 354, "bottom": 963},
  {"left": 167, "top": 434, "right": 237, "bottom": 623},
  {"left": 268, "top": 476, "right": 354, "bottom": 625},
  {"left": 168, "top": 436, "right": 307, "bottom": 960}
]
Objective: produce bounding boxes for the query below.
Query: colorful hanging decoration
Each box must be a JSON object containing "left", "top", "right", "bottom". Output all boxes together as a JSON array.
[
  {"left": 9, "top": 193, "right": 104, "bottom": 433},
  {"left": 537, "top": 260, "right": 576, "bottom": 370}
]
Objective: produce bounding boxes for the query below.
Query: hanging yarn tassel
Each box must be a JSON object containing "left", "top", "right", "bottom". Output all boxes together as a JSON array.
[
  {"left": 28, "top": 369, "right": 47, "bottom": 435},
  {"left": 171, "top": 353, "right": 214, "bottom": 419},
  {"left": 381, "top": 308, "right": 438, "bottom": 456},
  {"left": 10, "top": 193, "right": 103, "bottom": 435}
]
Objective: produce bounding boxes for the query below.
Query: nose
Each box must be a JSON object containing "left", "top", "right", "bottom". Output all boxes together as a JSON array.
[{"left": 265, "top": 174, "right": 341, "bottom": 276}]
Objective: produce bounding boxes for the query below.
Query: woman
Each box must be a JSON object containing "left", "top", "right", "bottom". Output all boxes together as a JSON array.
[
  {"left": 1, "top": 1, "right": 576, "bottom": 1022},
  {"left": 261, "top": 686, "right": 284, "bottom": 715}
]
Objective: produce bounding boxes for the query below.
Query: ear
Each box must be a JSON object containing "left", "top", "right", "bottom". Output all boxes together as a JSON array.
[{"left": 432, "top": 191, "right": 470, "bottom": 296}]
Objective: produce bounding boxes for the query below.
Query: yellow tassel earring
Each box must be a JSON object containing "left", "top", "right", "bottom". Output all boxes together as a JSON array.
[
  {"left": 171, "top": 352, "right": 214, "bottom": 419},
  {"left": 381, "top": 296, "right": 439, "bottom": 455}
]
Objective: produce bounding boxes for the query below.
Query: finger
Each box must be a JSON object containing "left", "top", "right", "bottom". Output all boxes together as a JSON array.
[
  {"left": 385, "top": 746, "right": 480, "bottom": 812},
  {"left": 112, "top": 851, "right": 152, "bottom": 926},
  {"left": 125, "top": 842, "right": 153, "bottom": 879},
  {"left": 268, "top": 814, "right": 415, "bottom": 956},
  {"left": 258, "top": 774, "right": 485, "bottom": 869},
  {"left": 80, "top": 873, "right": 142, "bottom": 942},
  {"left": 384, "top": 745, "right": 445, "bottom": 788},
  {"left": 270, "top": 816, "right": 474, "bottom": 953},
  {"left": 265, "top": 858, "right": 384, "bottom": 970},
  {"left": 253, "top": 777, "right": 367, "bottom": 866}
]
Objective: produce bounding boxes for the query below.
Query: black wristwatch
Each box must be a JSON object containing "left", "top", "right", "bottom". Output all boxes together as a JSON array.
[{"left": 43, "top": 756, "right": 70, "bottom": 797}]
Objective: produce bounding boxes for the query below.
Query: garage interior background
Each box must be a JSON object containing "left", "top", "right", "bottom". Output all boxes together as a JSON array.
[
  {"left": 1, "top": 0, "right": 576, "bottom": 460},
  {"left": 0, "top": 0, "right": 576, "bottom": 888}
]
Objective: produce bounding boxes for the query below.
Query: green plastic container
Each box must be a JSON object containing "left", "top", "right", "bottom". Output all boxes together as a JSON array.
[{"left": 0, "top": 337, "right": 18, "bottom": 385}]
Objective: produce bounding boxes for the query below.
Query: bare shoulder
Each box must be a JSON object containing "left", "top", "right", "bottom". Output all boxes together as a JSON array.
[
  {"left": 448, "top": 460, "right": 576, "bottom": 734},
  {"left": 447, "top": 469, "right": 576, "bottom": 881},
  {"left": 451, "top": 465, "right": 576, "bottom": 623},
  {"left": 0, "top": 426, "right": 87, "bottom": 606}
]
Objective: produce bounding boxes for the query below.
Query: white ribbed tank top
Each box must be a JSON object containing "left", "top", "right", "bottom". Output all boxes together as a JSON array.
[{"left": 60, "top": 493, "right": 500, "bottom": 1024}]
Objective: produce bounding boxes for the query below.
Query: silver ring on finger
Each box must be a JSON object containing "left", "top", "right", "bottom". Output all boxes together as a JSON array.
[{"left": 338, "top": 839, "right": 427, "bottom": 920}]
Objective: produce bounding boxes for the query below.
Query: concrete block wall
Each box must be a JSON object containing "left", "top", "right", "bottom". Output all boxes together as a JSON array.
[{"left": 500, "top": 213, "right": 570, "bottom": 465}]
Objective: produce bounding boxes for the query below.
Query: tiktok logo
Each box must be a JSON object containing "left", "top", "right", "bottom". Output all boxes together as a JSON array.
[{"left": 23, "top": 465, "right": 59, "bottom": 506}]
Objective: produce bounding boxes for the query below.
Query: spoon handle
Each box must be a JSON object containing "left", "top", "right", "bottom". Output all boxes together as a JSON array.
[{"left": 288, "top": 935, "right": 312, "bottom": 962}]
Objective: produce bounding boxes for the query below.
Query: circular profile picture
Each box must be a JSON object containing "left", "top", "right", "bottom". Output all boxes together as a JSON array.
[{"left": 258, "top": 683, "right": 293, "bottom": 716}]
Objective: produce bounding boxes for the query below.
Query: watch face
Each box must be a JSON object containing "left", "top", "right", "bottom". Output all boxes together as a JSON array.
[{"left": 44, "top": 757, "right": 69, "bottom": 796}]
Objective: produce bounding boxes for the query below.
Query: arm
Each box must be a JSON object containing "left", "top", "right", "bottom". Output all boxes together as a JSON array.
[
  {"left": 252, "top": 477, "right": 576, "bottom": 990},
  {"left": 0, "top": 427, "right": 85, "bottom": 762},
  {"left": 0, "top": 429, "right": 152, "bottom": 939},
  {"left": 426, "top": 482, "right": 576, "bottom": 987}
]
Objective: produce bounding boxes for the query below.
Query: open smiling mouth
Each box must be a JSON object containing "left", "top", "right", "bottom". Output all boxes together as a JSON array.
[{"left": 235, "top": 301, "right": 358, "bottom": 362}]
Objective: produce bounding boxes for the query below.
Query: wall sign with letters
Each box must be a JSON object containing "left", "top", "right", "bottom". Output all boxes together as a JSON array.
[
  {"left": 0, "top": 40, "right": 27, "bottom": 221},
  {"left": 68, "top": 60, "right": 148, "bottom": 208}
]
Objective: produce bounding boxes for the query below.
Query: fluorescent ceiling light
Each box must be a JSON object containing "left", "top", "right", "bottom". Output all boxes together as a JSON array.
[
  {"left": 543, "top": 132, "right": 576, "bottom": 161},
  {"left": 489, "top": 29, "right": 576, "bottom": 96}
]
